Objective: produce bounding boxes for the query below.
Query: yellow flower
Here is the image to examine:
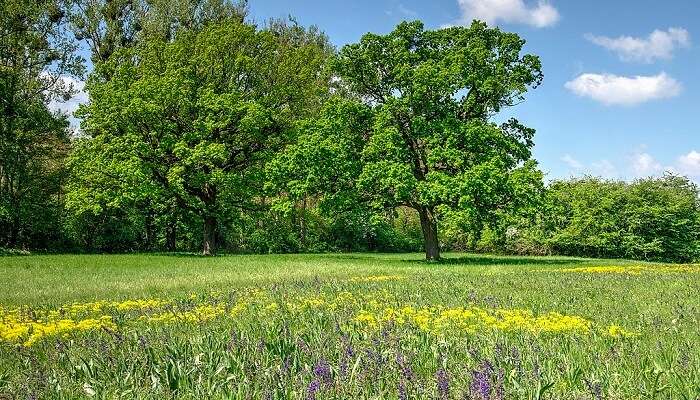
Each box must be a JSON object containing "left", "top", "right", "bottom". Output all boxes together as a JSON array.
[
  {"left": 354, "top": 310, "right": 378, "bottom": 329},
  {"left": 605, "top": 324, "right": 638, "bottom": 338},
  {"left": 556, "top": 264, "right": 700, "bottom": 275},
  {"left": 353, "top": 304, "right": 601, "bottom": 336},
  {"left": 348, "top": 275, "right": 403, "bottom": 283}
]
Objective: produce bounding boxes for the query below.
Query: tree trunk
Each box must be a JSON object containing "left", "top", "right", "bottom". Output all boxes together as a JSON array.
[
  {"left": 166, "top": 217, "right": 177, "bottom": 252},
  {"left": 144, "top": 208, "right": 154, "bottom": 251},
  {"left": 202, "top": 215, "right": 217, "bottom": 256},
  {"left": 201, "top": 183, "right": 218, "bottom": 256},
  {"left": 299, "top": 197, "right": 307, "bottom": 249},
  {"left": 418, "top": 206, "right": 440, "bottom": 261}
]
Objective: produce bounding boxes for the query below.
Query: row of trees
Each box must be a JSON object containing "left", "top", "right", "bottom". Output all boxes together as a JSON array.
[
  {"left": 474, "top": 175, "right": 700, "bottom": 263},
  {"left": 2, "top": 0, "right": 698, "bottom": 262}
]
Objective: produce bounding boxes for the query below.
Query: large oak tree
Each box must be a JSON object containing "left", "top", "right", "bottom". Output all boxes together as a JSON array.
[
  {"left": 73, "top": 17, "right": 331, "bottom": 255},
  {"left": 331, "top": 20, "right": 544, "bottom": 260}
]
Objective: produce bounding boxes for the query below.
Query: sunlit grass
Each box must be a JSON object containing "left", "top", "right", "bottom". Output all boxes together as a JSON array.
[{"left": 0, "top": 253, "right": 698, "bottom": 398}]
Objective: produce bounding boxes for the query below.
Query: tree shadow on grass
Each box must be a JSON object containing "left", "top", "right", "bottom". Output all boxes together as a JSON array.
[{"left": 404, "top": 254, "right": 588, "bottom": 266}]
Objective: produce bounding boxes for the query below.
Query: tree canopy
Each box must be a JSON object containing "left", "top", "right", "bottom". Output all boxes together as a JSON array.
[
  {"left": 0, "top": 0, "right": 83, "bottom": 249},
  {"left": 70, "top": 16, "right": 332, "bottom": 255},
  {"left": 325, "top": 20, "right": 545, "bottom": 260},
  {"left": 1, "top": 7, "right": 698, "bottom": 263}
]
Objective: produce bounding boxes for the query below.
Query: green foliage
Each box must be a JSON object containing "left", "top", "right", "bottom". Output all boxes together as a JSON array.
[
  {"left": 69, "top": 16, "right": 331, "bottom": 254},
  {"left": 0, "top": 0, "right": 83, "bottom": 249},
  {"left": 543, "top": 175, "right": 700, "bottom": 262},
  {"left": 330, "top": 20, "right": 544, "bottom": 260},
  {"left": 473, "top": 175, "right": 700, "bottom": 262},
  {"left": 70, "top": 0, "right": 248, "bottom": 64},
  {"left": 2, "top": 8, "right": 698, "bottom": 264}
]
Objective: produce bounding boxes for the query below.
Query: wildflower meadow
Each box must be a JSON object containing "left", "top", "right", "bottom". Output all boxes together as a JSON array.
[
  {"left": 2, "top": 1, "right": 700, "bottom": 399},
  {"left": 1, "top": 253, "right": 698, "bottom": 398}
]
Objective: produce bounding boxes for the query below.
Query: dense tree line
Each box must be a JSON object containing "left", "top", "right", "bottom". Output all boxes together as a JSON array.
[
  {"left": 1, "top": 0, "right": 698, "bottom": 262},
  {"left": 1, "top": 0, "right": 83, "bottom": 249},
  {"left": 478, "top": 175, "right": 700, "bottom": 263}
]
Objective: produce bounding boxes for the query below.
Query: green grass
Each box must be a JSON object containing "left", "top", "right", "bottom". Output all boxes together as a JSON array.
[
  {"left": 1, "top": 253, "right": 698, "bottom": 399},
  {"left": 0, "top": 252, "right": 590, "bottom": 305}
]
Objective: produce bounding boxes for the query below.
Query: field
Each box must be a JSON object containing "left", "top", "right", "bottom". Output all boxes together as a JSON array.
[{"left": 1, "top": 253, "right": 699, "bottom": 399}]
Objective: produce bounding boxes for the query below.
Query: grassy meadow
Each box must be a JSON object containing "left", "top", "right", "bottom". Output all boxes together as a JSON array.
[{"left": 1, "top": 253, "right": 699, "bottom": 399}]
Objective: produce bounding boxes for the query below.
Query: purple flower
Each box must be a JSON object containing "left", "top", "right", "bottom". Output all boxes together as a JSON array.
[
  {"left": 396, "top": 353, "right": 415, "bottom": 382},
  {"left": 495, "top": 343, "right": 504, "bottom": 360},
  {"left": 343, "top": 336, "right": 355, "bottom": 357},
  {"left": 313, "top": 358, "right": 332, "bottom": 386},
  {"left": 483, "top": 361, "right": 494, "bottom": 374},
  {"left": 306, "top": 379, "right": 320, "bottom": 400},
  {"left": 436, "top": 368, "right": 449, "bottom": 400},
  {"left": 365, "top": 346, "right": 384, "bottom": 370},
  {"left": 297, "top": 338, "right": 310, "bottom": 355},
  {"left": 339, "top": 356, "right": 348, "bottom": 379},
  {"left": 339, "top": 334, "right": 354, "bottom": 378},
  {"left": 470, "top": 362, "right": 492, "bottom": 400},
  {"left": 509, "top": 346, "right": 520, "bottom": 362},
  {"left": 495, "top": 368, "right": 505, "bottom": 400},
  {"left": 282, "top": 357, "right": 291, "bottom": 375},
  {"left": 398, "top": 379, "right": 408, "bottom": 400}
]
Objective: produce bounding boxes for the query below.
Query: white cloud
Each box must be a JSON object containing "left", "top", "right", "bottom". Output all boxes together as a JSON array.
[
  {"left": 397, "top": 3, "right": 418, "bottom": 17},
  {"left": 586, "top": 28, "right": 690, "bottom": 63},
  {"left": 591, "top": 160, "right": 617, "bottom": 179},
  {"left": 628, "top": 149, "right": 700, "bottom": 180},
  {"left": 453, "top": 0, "right": 559, "bottom": 28},
  {"left": 677, "top": 150, "right": 700, "bottom": 177},
  {"left": 386, "top": 3, "right": 418, "bottom": 18},
  {"left": 560, "top": 154, "right": 617, "bottom": 178},
  {"left": 630, "top": 151, "right": 663, "bottom": 177},
  {"left": 559, "top": 149, "right": 700, "bottom": 182},
  {"left": 561, "top": 154, "right": 583, "bottom": 170},
  {"left": 564, "top": 72, "right": 681, "bottom": 106}
]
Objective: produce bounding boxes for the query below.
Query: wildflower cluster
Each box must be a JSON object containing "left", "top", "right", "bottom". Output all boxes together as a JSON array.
[
  {"left": 351, "top": 304, "right": 633, "bottom": 337},
  {"left": 348, "top": 275, "right": 403, "bottom": 282},
  {"left": 0, "top": 297, "right": 172, "bottom": 346},
  {"left": 0, "top": 309, "right": 115, "bottom": 347},
  {"left": 555, "top": 264, "right": 700, "bottom": 275},
  {"left": 1, "top": 282, "right": 638, "bottom": 348}
]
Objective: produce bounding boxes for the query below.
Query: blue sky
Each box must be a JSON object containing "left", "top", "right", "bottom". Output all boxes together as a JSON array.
[{"left": 246, "top": 0, "right": 700, "bottom": 182}]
